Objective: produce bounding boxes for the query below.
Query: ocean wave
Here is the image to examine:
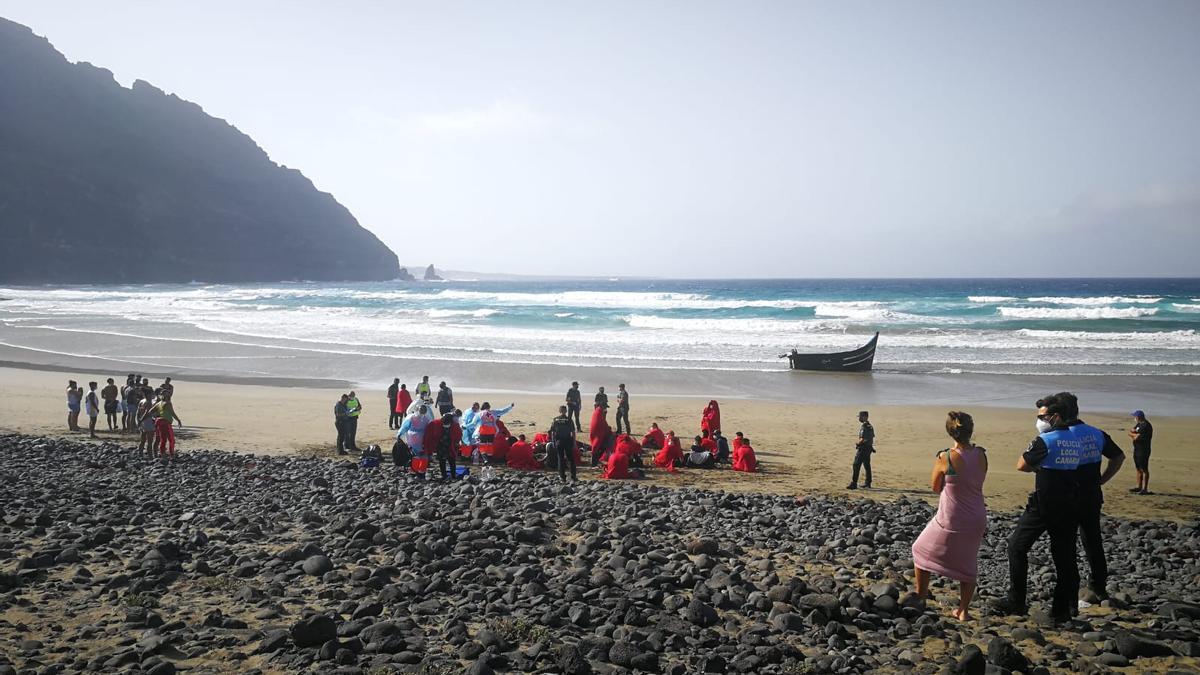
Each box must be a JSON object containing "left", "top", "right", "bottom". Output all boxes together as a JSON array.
[
  {"left": 967, "top": 296, "right": 1017, "bottom": 303},
  {"left": 1026, "top": 296, "right": 1161, "bottom": 305},
  {"left": 998, "top": 306, "right": 1158, "bottom": 320},
  {"left": 1172, "top": 303, "right": 1200, "bottom": 313},
  {"left": 426, "top": 308, "right": 501, "bottom": 319},
  {"left": 623, "top": 314, "right": 848, "bottom": 333}
]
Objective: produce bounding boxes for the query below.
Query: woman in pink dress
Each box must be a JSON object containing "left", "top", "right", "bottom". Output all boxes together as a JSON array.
[{"left": 911, "top": 411, "right": 988, "bottom": 620}]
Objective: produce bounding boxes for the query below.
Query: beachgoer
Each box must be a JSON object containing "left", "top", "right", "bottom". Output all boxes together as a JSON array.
[
  {"left": 160, "top": 377, "right": 174, "bottom": 398},
  {"left": 152, "top": 392, "right": 183, "bottom": 459},
  {"left": 345, "top": 390, "right": 362, "bottom": 452},
  {"left": 121, "top": 374, "right": 137, "bottom": 431},
  {"left": 701, "top": 400, "right": 721, "bottom": 436},
  {"left": 101, "top": 378, "right": 119, "bottom": 431},
  {"left": 549, "top": 406, "right": 577, "bottom": 481},
  {"left": 136, "top": 396, "right": 156, "bottom": 457},
  {"left": 415, "top": 375, "right": 431, "bottom": 401},
  {"left": 1069, "top": 393, "right": 1125, "bottom": 602},
  {"left": 387, "top": 378, "right": 400, "bottom": 429},
  {"left": 847, "top": 411, "right": 874, "bottom": 489},
  {"left": 476, "top": 401, "right": 514, "bottom": 461},
  {"left": 594, "top": 386, "right": 608, "bottom": 411},
  {"left": 589, "top": 404, "right": 613, "bottom": 466},
  {"left": 911, "top": 412, "right": 989, "bottom": 620},
  {"left": 84, "top": 382, "right": 100, "bottom": 438},
  {"left": 991, "top": 393, "right": 1084, "bottom": 623},
  {"left": 731, "top": 437, "right": 757, "bottom": 473},
  {"left": 1129, "top": 410, "right": 1153, "bottom": 495},
  {"left": 507, "top": 434, "right": 541, "bottom": 470},
  {"left": 566, "top": 381, "right": 582, "bottom": 431},
  {"left": 423, "top": 412, "right": 462, "bottom": 481},
  {"left": 686, "top": 437, "right": 716, "bottom": 469},
  {"left": 66, "top": 380, "right": 82, "bottom": 431},
  {"left": 334, "top": 394, "right": 351, "bottom": 455},
  {"left": 615, "top": 383, "right": 630, "bottom": 434},
  {"left": 436, "top": 381, "right": 454, "bottom": 416},
  {"left": 654, "top": 431, "right": 684, "bottom": 469},
  {"left": 641, "top": 422, "right": 665, "bottom": 450}
]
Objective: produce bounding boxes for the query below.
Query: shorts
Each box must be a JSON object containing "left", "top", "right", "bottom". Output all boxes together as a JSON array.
[
  {"left": 68, "top": 403, "right": 80, "bottom": 413},
  {"left": 141, "top": 418, "right": 156, "bottom": 433},
  {"left": 105, "top": 401, "right": 119, "bottom": 414},
  {"left": 1134, "top": 448, "right": 1151, "bottom": 471}
]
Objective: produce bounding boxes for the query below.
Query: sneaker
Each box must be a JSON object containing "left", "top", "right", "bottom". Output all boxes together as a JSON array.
[
  {"left": 863, "top": 483, "right": 872, "bottom": 489},
  {"left": 1129, "top": 486, "right": 1143, "bottom": 493},
  {"left": 1139, "top": 489, "right": 1152, "bottom": 495},
  {"left": 846, "top": 484, "right": 858, "bottom": 490},
  {"left": 988, "top": 597, "right": 1028, "bottom": 617}
]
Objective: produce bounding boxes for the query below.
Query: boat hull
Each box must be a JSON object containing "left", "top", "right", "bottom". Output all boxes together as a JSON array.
[{"left": 783, "top": 333, "right": 879, "bottom": 372}]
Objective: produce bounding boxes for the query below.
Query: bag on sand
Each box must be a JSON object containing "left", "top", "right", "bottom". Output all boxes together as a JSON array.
[
  {"left": 360, "top": 444, "right": 382, "bottom": 468},
  {"left": 392, "top": 439, "right": 411, "bottom": 468}
]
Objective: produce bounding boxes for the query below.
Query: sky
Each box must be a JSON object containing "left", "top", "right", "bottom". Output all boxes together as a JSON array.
[{"left": 3, "top": 1, "right": 1199, "bottom": 277}]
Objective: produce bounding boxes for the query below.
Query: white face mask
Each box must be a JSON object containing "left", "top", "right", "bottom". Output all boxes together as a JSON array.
[{"left": 1035, "top": 419, "right": 1054, "bottom": 434}]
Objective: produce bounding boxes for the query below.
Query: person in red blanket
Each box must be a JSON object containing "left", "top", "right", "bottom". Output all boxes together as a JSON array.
[
  {"left": 589, "top": 405, "right": 613, "bottom": 466},
  {"left": 604, "top": 437, "right": 644, "bottom": 480},
  {"left": 614, "top": 433, "right": 644, "bottom": 468},
  {"left": 701, "top": 400, "right": 721, "bottom": 436},
  {"left": 700, "top": 429, "right": 718, "bottom": 457},
  {"left": 641, "top": 422, "right": 665, "bottom": 450},
  {"left": 732, "top": 431, "right": 745, "bottom": 450},
  {"left": 394, "top": 384, "right": 413, "bottom": 424},
  {"left": 492, "top": 425, "right": 513, "bottom": 463},
  {"left": 654, "top": 430, "right": 684, "bottom": 470},
  {"left": 732, "top": 436, "right": 758, "bottom": 473},
  {"left": 423, "top": 412, "right": 463, "bottom": 481},
  {"left": 507, "top": 434, "right": 541, "bottom": 470}
]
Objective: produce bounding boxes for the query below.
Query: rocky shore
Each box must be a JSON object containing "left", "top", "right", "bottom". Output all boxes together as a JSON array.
[{"left": 2, "top": 434, "right": 1198, "bottom": 674}]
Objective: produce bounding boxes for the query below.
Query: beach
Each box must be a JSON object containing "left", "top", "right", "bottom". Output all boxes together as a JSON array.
[{"left": 2, "top": 364, "right": 1196, "bottom": 522}]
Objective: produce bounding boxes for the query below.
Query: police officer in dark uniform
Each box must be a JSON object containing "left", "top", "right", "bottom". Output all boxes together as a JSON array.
[
  {"left": 549, "top": 405, "right": 578, "bottom": 483},
  {"left": 847, "top": 411, "right": 874, "bottom": 489},
  {"left": 1065, "top": 393, "right": 1125, "bottom": 602}
]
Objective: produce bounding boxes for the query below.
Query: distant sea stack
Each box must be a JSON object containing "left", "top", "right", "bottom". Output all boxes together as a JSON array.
[
  {"left": 0, "top": 18, "right": 400, "bottom": 284},
  {"left": 423, "top": 265, "right": 443, "bottom": 281}
]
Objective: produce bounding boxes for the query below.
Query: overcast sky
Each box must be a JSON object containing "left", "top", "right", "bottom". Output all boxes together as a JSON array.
[{"left": 4, "top": 1, "right": 1199, "bottom": 277}]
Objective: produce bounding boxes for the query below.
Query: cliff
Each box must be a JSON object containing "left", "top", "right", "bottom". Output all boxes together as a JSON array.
[{"left": 0, "top": 18, "right": 400, "bottom": 284}]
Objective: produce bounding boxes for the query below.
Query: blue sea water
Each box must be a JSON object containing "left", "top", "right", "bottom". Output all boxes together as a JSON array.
[{"left": 1, "top": 277, "right": 1199, "bottom": 379}]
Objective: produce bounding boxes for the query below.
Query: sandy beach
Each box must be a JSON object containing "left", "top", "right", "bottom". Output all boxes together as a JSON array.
[{"left": 2, "top": 365, "right": 1196, "bottom": 522}]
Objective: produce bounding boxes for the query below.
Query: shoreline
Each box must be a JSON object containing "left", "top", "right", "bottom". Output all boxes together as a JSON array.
[{"left": 2, "top": 364, "right": 1197, "bottom": 522}]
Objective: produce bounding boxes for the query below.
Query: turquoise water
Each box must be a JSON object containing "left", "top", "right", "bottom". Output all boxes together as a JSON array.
[{"left": 1, "top": 277, "right": 1199, "bottom": 377}]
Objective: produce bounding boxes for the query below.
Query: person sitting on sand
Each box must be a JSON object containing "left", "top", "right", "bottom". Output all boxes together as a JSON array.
[
  {"left": 152, "top": 392, "right": 183, "bottom": 460},
  {"left": 654, "top": 431, "right": 684, "bottom": 470},
  {"left": 641, "top": 422, "right": 665, "bottom": 450},
  {"left": 686, "top": 436, "right": 716, "bottom": 469},
  {"left": 713, "top": 430, "right": 731, "bottom": 463},
  {"left": 731, "top": 436, "right": 757, "bottom": 473},
  {"left": 66, "top": 380, "right": 82, "bottom": 432},
  {"left": 603, "top": 437, "right": 644, "bottom": 480},
  {"left": 492, "top": 430, "right": 513, "bottom": 463},
  {"left": 589, "top": 404, "right": 613, "bottom": 466},
  {"left": 700, "top": 429, "right": 718, "bottom": 457},
  {"left": 733, "top": 431, "right": 745, "bottom": 450},
  {"left": 614, "top": 433, "right": 644, "bottom": 468},
  {"left": 912, "top": 412, "right": 988, "bottom": 621},
  {"left": 423, "top": 412, "right": 462, "bottom": 481},
  {"left": 507, "top": 434, "right": 542, "bottom": 470}
]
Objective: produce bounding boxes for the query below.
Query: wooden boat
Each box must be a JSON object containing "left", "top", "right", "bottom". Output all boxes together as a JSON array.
[{"left": 780, "top": 333, "right": 879, "bottom": 372}]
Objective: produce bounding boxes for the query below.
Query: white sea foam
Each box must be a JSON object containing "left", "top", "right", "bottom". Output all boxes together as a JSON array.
[
  {"left": 967, "top": 296, "right": 1017, "bottom": 303},
  {"left": 998, "top": 306, "right": 1158, "bottom": 320},
  {"left": 1026, "top": 296, "right": 1161, "bottom": 305},
  {"left": 1172, "top": 303, "right": 1200, "bottom": 313}
]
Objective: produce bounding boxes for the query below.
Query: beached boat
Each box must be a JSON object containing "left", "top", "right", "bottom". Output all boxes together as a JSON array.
[{"left": 780, "top": 333, "right": 879, "bottom": 372}]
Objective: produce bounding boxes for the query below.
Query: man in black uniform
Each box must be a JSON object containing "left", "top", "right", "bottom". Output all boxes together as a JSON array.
[
  {"left": 847, "top": 411, "right": 874, "bottom": 489},
  {"left": 1129, "top": 410, "right": 1153, "bottom": 495},
  {"left": 566, "top": 382, "right": 582, "bottom": 431},
  {"left": 615, "top": 383, "right": 631, "bottom": 434},
  {"left": 1066, "top": 392, "right": 1124, "bottom": 603},
  {"left": 549, "top": 405, "right": 577, "bottom": 483},
  {"left": 436, "top": 381, "right": 455, "bottom": 416},
  {"left": 594, "top": 386, "right": 609, "bottom": 411},
  {"left": 387, "top": 378, "right": 400, "bottom": 429},
  {"left": 992, "top": 392, "right": 1096, "bottom": 623}
]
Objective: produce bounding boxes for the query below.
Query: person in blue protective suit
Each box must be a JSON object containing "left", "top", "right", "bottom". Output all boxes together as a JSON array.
[
  {"left": 461, "top": 402, "right": 481, "bottom": 457},
  {"left": 397, "top": 403, "right": 434, "bottom": 465}
]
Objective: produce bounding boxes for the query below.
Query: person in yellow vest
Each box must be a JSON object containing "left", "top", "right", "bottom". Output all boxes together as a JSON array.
[
  {"left": 346, "top": 390, "right": 363, "bottom": 452},
  {"left": 476, "top": 401, "right": 514, "bottom": 462},
  {"left": 415, "top": 376, "right": 432, "bottom": 402}
]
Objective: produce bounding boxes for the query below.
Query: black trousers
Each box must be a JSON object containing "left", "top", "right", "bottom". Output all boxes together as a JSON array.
[
  {"left": 567, "top": 404, "right": 581, "bottom": 431},
  {"left": 438, "top": 444, "right": 457, "bottom": 480},
  {"left": 335, "top": 419, "right": 348, "bottom": 452},
  {"left": 851, "top": 446, "right": 872, "bottom": 486},
  {"left": 346, "top": 416, "right": 360, "bottom": 451},
  {"left": 1078, "top": 501, "right": 1108, "bottom": 594},
  {"left": 388, "top": 398, "right": 399, "bottom": 429},
  {"left": 615, "top": 407, "right": 630, "bottom": 434},
  {"left": 556, "top": 439, "right": 577, "bottom": 481},
  {"left": 1007, "top": 496, "right": 1080, "bottom": 618}
]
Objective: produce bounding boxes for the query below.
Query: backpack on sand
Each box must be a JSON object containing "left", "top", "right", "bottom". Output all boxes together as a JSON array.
[{"left": 391, "top": 439, "right": 412, "bottom": 468}]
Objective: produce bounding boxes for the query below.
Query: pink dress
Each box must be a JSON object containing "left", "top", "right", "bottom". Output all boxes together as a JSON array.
[{"left": 911, "top": 445, "right": 987, "bottom": 583}]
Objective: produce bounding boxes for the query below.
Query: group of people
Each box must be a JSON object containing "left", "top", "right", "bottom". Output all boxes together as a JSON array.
[
  {"left": 65, "top": 374, "right": 182, "bottom": 458},
  {"left": 907, "top": 393, "right": 1152, "bottom": 623}
]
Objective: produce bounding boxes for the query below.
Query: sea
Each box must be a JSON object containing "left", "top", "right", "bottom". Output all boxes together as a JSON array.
[{"left": 2, "top": 277, "right": 1198, "bottom": 379}]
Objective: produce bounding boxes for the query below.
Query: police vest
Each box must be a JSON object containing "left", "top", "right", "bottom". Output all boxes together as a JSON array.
[
  {"left": 347, "top": 398, "right": 361, "bottom": 417},
  {"left": 1037, "top": 424, "right": 1101, "bottom": 470}
]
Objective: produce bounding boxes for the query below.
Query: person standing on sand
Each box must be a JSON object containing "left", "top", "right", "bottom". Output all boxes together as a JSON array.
[
  {"left": 847, "top": 411, "right": 874, "bottom": 490},
  {"left": 991, "top": 393, "right": 1083, "bottom": 624},
  {"left": 152, "top": 392, "right": 183, "bottom": 460},
  {"left": 101, "top": 378, "right": 119, "bottom": 431},
  {"left": 912, "top": 412, "right": 988, "bottom": 621},
  {"left": 1129, "top": 410, "right": 1153, "bottom": 495},
  {"left": 66, "top": 380, "right": 82, "bottom": 431},
  {"left": 121, "top": 374, "right": 136, "bottom": 431},
  {"left": 436, "top": 381, "right": 455, "bottom": 416},
  {"left": 566, "top": 381, "right": 582, "bottom": 432},
  {"left": 594, "top": 386, "right": 608, "bottom": 411},
  {"left": 1068, "top": 393, "right": 1125, "bottom": 603},
  {"left": 615, "top": 384, "right": 631, "bottom": 434},
  {"left": 345, "top": 390, "right": 362, "bottom": 452},
  {"left": 84, "top": 382, "right": 100, "bottom": 439},
  {"left": 136, "top": 396, "right": 156, "bottom": 457},
  {"left": 549, "top": 406, "right": 578, "bottom": 482},
  {"left": 334, "top": 394, "right": 351, "bottom": 455},
  {"left": 387, "top": 378, "right": 400, "bottom": 430},
  {"left": 423, "top": 412, "right": 462, "bottom": 481},
  {"left": 160, "top": 377, "right": 174, "bottom": 399},
  {"left": 394, "top": 384, "right": 413, "bottom": 429},
  {"left": 415, "top": 375, "right": 432, "bottom": 401}
]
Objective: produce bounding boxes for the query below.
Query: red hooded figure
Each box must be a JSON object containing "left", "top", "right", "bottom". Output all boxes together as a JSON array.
[
  {"left": 507, "top": 438, "right": 541, "bottom": 470},
  {"left": 701, "top": 400, "right": 721, "bottom": 435},
  {"left": 590, "top": 406, "right": 612, "bottom": 461},
  {"left": 654, "top": 433, "right": 683, "bottom": 469},
  {"left": 394, "top": 387, "right": 414, "bottom": 415},
  {"left": 700, "top": 433, "right": 718, "bottom": 457},
  {"left": 492, "top": 430, "right": 512, "bottom": 462},
  {"left": 423, "top": 417, "right": 463, "bottom": 458},
  {"left": 603, "top": 442, "right": 633, "bottom": 480},
  {"left": 641, "top": 425, "right": 665, "bottom": 450},
  {"left": 732, "top": 440, "right": 758, "bottom": 473}
]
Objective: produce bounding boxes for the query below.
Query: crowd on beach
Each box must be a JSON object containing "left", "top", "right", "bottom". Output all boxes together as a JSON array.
[{"left": 64, "top": 374, "right": 182, "bottom": 458}]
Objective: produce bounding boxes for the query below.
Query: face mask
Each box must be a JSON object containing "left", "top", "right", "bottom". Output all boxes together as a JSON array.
[{"left": 1035, "top": 419, "right": 1053, "bottom": 433}]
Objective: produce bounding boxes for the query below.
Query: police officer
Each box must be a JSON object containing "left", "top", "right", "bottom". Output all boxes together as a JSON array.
[
  {"left": 993, "top": 392, "right": 1106, "bottom": 623},
  {"left": 345, "top": 390, "right": 362, "bottom": 452},
  {"left": 549, "top": 405, "right": 577, "bottom": 483},
  {"left": 847, "top": 411, "right": 874, "bottom": 489},
  {"left": 1066, "top": 393, "right": 1125, "bottom": 602}
]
